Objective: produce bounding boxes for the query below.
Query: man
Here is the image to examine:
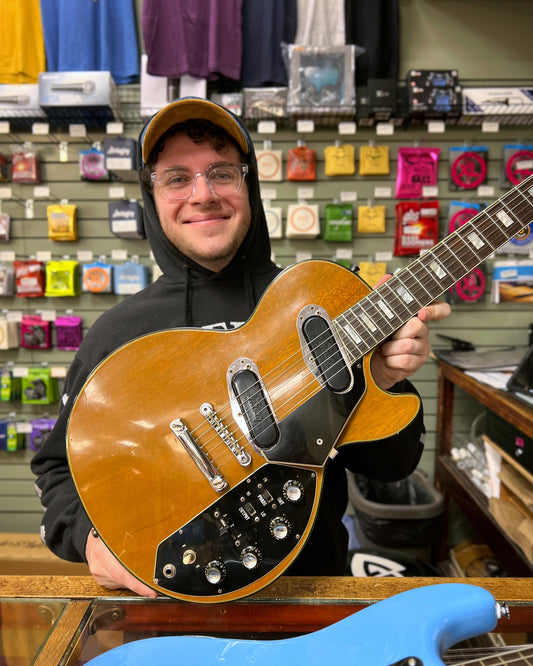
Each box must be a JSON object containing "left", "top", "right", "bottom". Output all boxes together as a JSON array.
[{"left": 31, "top": 97, "right": 450, "bottom": 598}]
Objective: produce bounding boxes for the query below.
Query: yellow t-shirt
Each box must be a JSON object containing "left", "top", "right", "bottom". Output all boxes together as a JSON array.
[{"left": 0, "top": 0, "right": 46, "bottom": 83}]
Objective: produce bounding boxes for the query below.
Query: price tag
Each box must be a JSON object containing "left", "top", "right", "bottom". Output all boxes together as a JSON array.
[
  {"left": 482, "top": 121, "right": 499, "bottom": 133},
  {"left": 34, "top": 186, "right": 50, "bottom": 198},
  {"left": 340, "top": 191, "right": 357, "bottom": 202},
  {"left": 36, "top": 251, "right": 52, "bottom": 262},
  {"left": 106, "top": 122, "right": 124, "bottom": 134},
  {"left": 40, "top": 310, "right": 56, "bottom": 322},
  {"left": 374, "top": 186, "right": 392, "bottom": 198},
  {"left": 7, "top": 311, "right": 22, "bottom": 323},
  {"left": 427, "top": 121, "right": 445, "bottom": 134},
  {"left": 51, "top": 366, "right": 68, "bottom": 378},
  {"left": 297, "top": 120, "right": 315, "bottom": 134},
  {"left": 336, "top": 248, "right": 353, "bottom": 260},
  {"left": 297, "top": 187, "right": 314, "bottom": 200},
  {"left": 0, "top": 187, "right": 13, "bottom": 199},
  {"left": 109, "top": 186, "right": 126, "bottom": 199},
  {"left": 32, "top": 122, "right": 50, "bottom": 135},
  {"left": 296, "top": 251, "right": 312, "bottom": 262},
  {"left": 0, "top": 121, "right": 10, "bottom": 134},
  {"left": 77, "top": 250, "right": 94, "bottom": 262},
  {"left": 375, "top": 251, "right": 392, "bottom": 261},
  {"left": 257, "top": 121, "right": 277, "bottom": 134},
  {"left": 260, "top": 188, "right": 277, "bottom": 200},
  {"left": 69, "top": 124, "right": 87, "bottom": 138},
  {"left": 478, "top": 185, "right": 495, "bottom": 197},
  {"left": 338, "top": 121, "right": 356, "bottom": 135},
  {"left": 111, "top": 249, "right": 128, "bottom": 260},
  {"left": 12, "top": 367, "right": 29, "bottom": 378},
  {"left": 16, "top": 422, "right": 33, "bottom": 434},
  {"left": 422, "top": 186, "right": 439, "bottom": 197},
  {"left": 376, "top": 122, "right": 394, "bottom": 136},
  {"left": 0, "top": 251, "right": 15, "bottom": 262}
]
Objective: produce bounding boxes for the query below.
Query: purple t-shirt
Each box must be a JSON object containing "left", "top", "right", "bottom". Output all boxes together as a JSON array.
[{"left": 142, "top": 0, "right": 243, "bottom": 81}]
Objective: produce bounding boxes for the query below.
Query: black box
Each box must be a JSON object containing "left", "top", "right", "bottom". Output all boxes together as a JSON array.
[{"left": 486, "top": 410, "right": 533, "bottom": 476}]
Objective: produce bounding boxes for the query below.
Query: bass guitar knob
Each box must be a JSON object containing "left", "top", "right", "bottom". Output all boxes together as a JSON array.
[
  {"left": 204, "top": 560, "right": 226, "bottom": 585},
  {"left": 283, "top": 479, "right": 304, "bottom": 503},
  {"left": 270, "top": 516, "right": 291, "bottom": 540},
  {"left": 240, "top": 546, "right": 262, "bottom": 570}
]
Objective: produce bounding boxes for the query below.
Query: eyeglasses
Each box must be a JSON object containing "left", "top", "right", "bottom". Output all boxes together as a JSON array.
[{"left": 150, "top": 163, "right": 249, "bottom": 201}]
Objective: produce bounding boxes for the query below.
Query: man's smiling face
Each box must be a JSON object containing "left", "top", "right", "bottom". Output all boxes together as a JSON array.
[{"left": 153, "top": 133, "right": 251, "bottom": 273}]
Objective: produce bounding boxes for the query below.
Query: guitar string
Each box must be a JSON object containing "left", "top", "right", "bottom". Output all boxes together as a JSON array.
[
  {"left": 180, "top": 179, "right": 533, "bottom": 469},
  {"left": 457, "top": 645, "right": 533, "bottom": 665}
]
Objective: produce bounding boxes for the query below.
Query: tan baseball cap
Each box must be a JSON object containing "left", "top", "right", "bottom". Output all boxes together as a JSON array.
[{"left": 141, "top": 97, "right": 250, "bottom": 164}]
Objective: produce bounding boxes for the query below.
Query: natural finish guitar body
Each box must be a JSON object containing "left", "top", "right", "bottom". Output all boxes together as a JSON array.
[{"left": 67, "top": 260, "right": 420, "bottom": 602}]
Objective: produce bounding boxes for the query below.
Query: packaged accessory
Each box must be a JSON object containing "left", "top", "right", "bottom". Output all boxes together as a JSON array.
[
  {"left": 20, "top": 314, "right": 51, "bottom": 349},
  {"left": 14, "top": 259, "right": 46, "bottom": 297},
  {"left": 501, "top": 144, "right": 533, "bottom": 188},
  {"left": 44, "top": 260, "right": 80, "bottom": 297},
  {"left": 395, "top": 146, "right": 440, "bottom": 198},
  {"left": 359, "top": 144, "right": 390, "bottom": 176},
  {"left": 0, "top": 319, "right": 18, "bottom": 349},
  {"left": 287, "top": 142, "right": 316, "bottom": 181},
  {"left": 449, "top": 146, "right": 488, "bottom": 190},
  {"left": 0, "top": 212, "right": 11, "bottom": 241},
  {"left": 0, "top": 369, "right": 21, "bottom": 401},
  {"left": 22, "top": 367, "right": 59, "bottom": 405},
  {"left": 104, "top": 136, "right": 138, "bottom": 181},
  {"left": 263, "top": 205, "right": 283, "bottom": 239},
  {"left": 286, "top": 203, "right": 320, "bottom": 239},
  {"left": 324, "top": 143, "right": 355, "bottom": 177},
  {"left": 82, "top": 260, "right": 113, "bottom": 293},
  {"left": 108, "top": 200, "right": 145, "bottom": 239},
  {"left": 256, "top": 141, "right": 283, "bottom": 182},
  {"left": 55, "top": 314, "right": 83, "bottom": 350},
  {"left": 47, "top": 204, "right": 78, "bottom": 241},
  {"left": 447, "top": 200, "right": 483, "bottom": 233},
  {"left": 357, "top": 261, "right": 388, "bottom": 288},
  {"left": 323, "top": 203, "right": 353, "bottom": 242},
  {"left": 79, "top": 145, "right": 108, "bottom": 181},
  {"left": 394, "top": 201, "right": 440, "bottom": 256},
  {"left": 0, "top": 418, "right": 23, "bottom": 451},
  {"left": 0, "top": 264, "right": 15, "bottom": 296},
  {"left": 11, "top": 143, "right": 41, "bottom": 183},
  {"left": 29, "top": 417, "right": 57, "bottom": 451},
  {"left": 113, "top": 260, "right": 150, "bottom": 295},
  {"left": 357, "top": 204, "right": 386, "bottom": 234}
]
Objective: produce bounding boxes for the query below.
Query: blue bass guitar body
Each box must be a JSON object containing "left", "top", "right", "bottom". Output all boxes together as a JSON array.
[{"left": 86, "top": 583, "right": 506, "bottom": 665}]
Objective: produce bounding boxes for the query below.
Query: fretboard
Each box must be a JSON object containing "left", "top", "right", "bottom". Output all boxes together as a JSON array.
[
  {"left": 458, "top": 644, "right": 533, "bottom": 665},
  {"left": 335, "top": 173, "right": 533, "bottom": 361}
]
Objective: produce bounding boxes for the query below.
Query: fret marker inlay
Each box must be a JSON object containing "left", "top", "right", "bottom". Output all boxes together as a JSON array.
[
  {"left": 377, "top": 299, "right": 394, "bottom": 319},
  {"left": 360, "top": 313, "right": 377, "bottom": 333},
  {"left": 343, "top": 324, "right": 361, "bottom": 344},
  {"left": 466, "top": 231, "right": 484, "bottom": 250},
  {"left": 496, "top": 210, "right": 513, "bottom": 227},
  {"left": 430, "top": 260, "right": 447, "bottom": 279},
  {"left": 396, "top": 285, "right": 414, "bottom": 304}
]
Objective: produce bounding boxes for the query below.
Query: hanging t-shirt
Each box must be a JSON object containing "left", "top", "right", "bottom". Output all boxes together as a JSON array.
[
  {"left": 142, "top": 0, "right": 242, "bottom": 81},
  {"left": 39, "top": 0, "right": 140, "bottom": 84},
  {"left": 0, "top": 0, "right": 46, "bottom": 83},
  {"left": 345, "top": 0, "right": 399, "bottom": 86},
  {"left": 294, "top": 0, "right": 345, "bottom": 46},
  {"left": 240, "top": 0, "right": 297, "bottom": 87}
]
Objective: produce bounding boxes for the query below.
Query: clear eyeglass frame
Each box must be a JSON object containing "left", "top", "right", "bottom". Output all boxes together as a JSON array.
[{"left": 150, "top": 163, "right": 249, "bottom": 201}]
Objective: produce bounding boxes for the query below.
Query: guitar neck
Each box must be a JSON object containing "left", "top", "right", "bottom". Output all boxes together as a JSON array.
[
  {"left": 459, "top": 645, "right": 533, "bottom": 665},
  {"left": 335, "top": 174, "right": 533, "bottom": 361}
]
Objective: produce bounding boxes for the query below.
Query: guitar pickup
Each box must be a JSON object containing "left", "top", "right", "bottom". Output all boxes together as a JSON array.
[{"left": 228, "top": 360, "right": 280, "bottom": 451}]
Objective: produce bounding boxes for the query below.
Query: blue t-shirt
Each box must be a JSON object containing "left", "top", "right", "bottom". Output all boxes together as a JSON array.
[{"left": 39, "top": 0, "right": 140, "bottom": 84}]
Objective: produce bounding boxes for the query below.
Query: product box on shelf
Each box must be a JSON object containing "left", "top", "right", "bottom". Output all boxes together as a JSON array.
[
  {"left": 460, "top": 87, "right": 533, "bottom": 125},
  {"left": 407, "top": 69, "right": 462, "bottom": 123},
  {"left": 243, "top": 87, "right": 287, "bottom": 119},
  {"left": 38, "top": 71, "right": 119, "bottom": 126},
  {"left": 0, "top": 84, "right": 47, "bottom": 130}
]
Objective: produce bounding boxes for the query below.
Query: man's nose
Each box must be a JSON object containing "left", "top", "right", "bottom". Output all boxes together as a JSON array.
[{"left": 189, "top": 172, "right": 217, "bottom": 201}]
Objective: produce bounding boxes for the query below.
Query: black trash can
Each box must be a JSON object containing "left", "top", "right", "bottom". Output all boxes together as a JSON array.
[{"left": 346, "top": 470, "right": 444, "bottom": 562}]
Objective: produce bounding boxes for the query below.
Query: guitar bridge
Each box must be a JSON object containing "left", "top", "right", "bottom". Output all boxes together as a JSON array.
[{"left": 170, "top": 419, "right": 227, "bottom": 492}]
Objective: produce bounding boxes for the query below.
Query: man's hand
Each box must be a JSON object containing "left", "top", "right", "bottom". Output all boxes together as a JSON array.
[
  {"left": 369, "top": 275, "right": 451, "bottom": 390},
  {"left": 86, "top": 529, "right": 158, "bottom": 598}
]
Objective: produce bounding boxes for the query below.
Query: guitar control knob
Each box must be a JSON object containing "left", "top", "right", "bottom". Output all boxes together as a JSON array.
[
  {"left": 205, "top": 560, "right": 226, "bottom": 585},
  {"left": 240, "top": 546, "right": 262, "bottom": 570},
  {"left": 270, "top": 516, "right": 291, "bottom": 540},
  {"left": 283, "top": 480, "right": 304, "bottom": 503}
]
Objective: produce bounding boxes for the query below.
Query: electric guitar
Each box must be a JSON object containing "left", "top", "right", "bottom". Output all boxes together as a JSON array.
[
  {"left": 67, "top": 175, "right": 533, "bottom": 603},
  {"left": 84, "top": 583, "right": 531, "bottom": 665}
]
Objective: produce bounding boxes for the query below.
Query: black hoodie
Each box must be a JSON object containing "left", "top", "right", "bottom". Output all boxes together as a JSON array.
[{"left": 31, "top": 105, "right": 424, "bottom": 578}]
